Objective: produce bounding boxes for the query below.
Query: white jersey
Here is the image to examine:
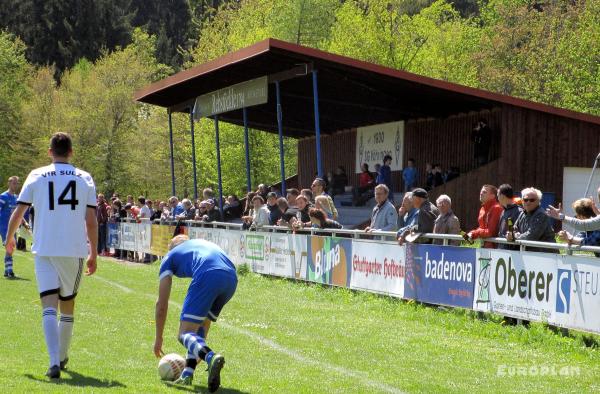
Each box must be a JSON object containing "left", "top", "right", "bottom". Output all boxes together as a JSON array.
[{"left": 18, "top": 162, "right": 96, "bottom": 257}]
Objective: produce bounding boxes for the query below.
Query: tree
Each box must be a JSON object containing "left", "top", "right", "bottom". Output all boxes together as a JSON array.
[{"left": 0, "top": 31, "right": 31, "bottom": 179}]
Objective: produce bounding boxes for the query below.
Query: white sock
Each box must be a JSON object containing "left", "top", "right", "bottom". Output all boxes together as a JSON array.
[
  {"left": 42, "top": 308, "right": 60, "bottom": 367},
  {"left": 59, "top": 314, "right": 74, "bottom": 362}
]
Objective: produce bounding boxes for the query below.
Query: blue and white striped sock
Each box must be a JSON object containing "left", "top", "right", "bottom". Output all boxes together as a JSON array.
[
  {"left": 179, "top": 332, "right": 214, "bottom": 365},
  {"left": 42, "top": 308, "right": 60, "bottom": 367},
  {"left": 4, "top": 253, "right": 13, "bottom": 273}
]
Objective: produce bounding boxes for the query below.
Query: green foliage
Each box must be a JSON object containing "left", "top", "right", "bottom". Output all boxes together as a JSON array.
[{"left": 0, "top": 31, "right": 31, "bottom": 179}]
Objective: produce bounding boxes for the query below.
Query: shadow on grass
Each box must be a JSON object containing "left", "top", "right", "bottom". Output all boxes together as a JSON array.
[
  {"left": 24, "top": 370, "right": 126, "bottom": 388},
  {"left": 163, "top": 381, "right": 250, "bottom": 393},
  {"left": 5, "top": 276, "right": 31, "bottom": 281}
]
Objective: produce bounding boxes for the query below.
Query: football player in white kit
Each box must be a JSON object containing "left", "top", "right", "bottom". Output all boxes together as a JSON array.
[{"left": 5, "top": 132, "right": 98, "bottom": 379}]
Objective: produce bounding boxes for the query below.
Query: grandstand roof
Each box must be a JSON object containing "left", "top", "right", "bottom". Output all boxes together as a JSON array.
[{"left": 134, "top": 38, "right": 600, "bottom": 138}]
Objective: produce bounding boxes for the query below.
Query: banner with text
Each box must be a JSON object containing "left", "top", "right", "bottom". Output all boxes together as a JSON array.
[
  {"left": 355, "top": 121, "right": 404, "bottom": 173},
  {"left": 473, "top": 250, "right": 557, "bottom": 322},
  {"left": 307, "top": 236, "right": 352, "bottom": 287},
  {"left": 107, "top": 222, "right": 121, "bottom": 249},
  {"left": 404, "top": 244, "right": 476, "bottom": 308},
  {"left": 552, "top": 256, "right": 600, "bottom": 334},
  {"left": 350, "top": 240, "right": 405, "bottom": 297},
  {"left": 268, "top": 233, "right": 308, "bottom": 280}
]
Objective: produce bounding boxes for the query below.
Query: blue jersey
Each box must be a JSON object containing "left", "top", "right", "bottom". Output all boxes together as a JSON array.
[
  {"left": 0, "top": 191, "right": 17, "bottom": 229},
  {"left": 159, "top": 239, "right": 236, "bottom": 281}
]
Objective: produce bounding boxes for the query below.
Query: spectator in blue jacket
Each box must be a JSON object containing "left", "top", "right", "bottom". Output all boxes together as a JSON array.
[{"left": 402, "top": 158, "right": 417, "bottom": 192}]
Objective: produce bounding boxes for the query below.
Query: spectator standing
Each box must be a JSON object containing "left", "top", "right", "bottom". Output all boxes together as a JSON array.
[
  {"left": 96, "top": 194, "right": 110, "bottom": 256},
  {"left": 257, "top": 184, "right": 269, "bottom": 201},
  {"left": 138, "top": 196, "right": 151, "bottom": 220},
  {"left": 424, "top": 163, "right": 434, "bottom": 190},
  {"left": 168, "top": 196, "right": 184, "bottom": 219},
  {"left": 308, "top": 208, "right": 342, "bottom": 229},
  {"left": 432, "top": 164, "right": 444, "bottom": 188},
  {"left": 223, "top": 195, "right": 242, "bottom": 220},
  {"left": 376, "top": 155, "right": 393, "bottom": 199},
  {"left": 433, "top": 194, "right": 461, "bottom": 246},
  {"left": 402, "top": 158, "right": 417, "bottom": 192},
  {"left": 496, "top": 184, "right": 523, "bottom": 250},
  {"left": 242, "top": 195, "right": 270, "bottom": 229},
  {"left": 365, "top": 185, "right": 398, "bottom": 232},
  {"left": 397, "top": 188, "right": 439, "bottom": 245},
  {"left": 266, "top": 192, "right": 282, "bottom": 225},
  {"left": 311, "top": 178, "right": 338, "bottom": 220},
  {"left": 294, "top": 194, "right": 312, "bottom": 225},
  {"left": 286, "top": 188, "right": 300, "bottom": 208},
  {"left": 398, "top": 192, "right": 418, "bottom": 231},
  {"left": 557, "top": 198, "right": 600, "bottom": 256},
  {"left": 353, "top": 163, "right": 376, "bottom": 206},
  {"left": 315, "top": 195, "right": 336, "bottom": 220},
  {"left": 331, "top": 166, "right": 348, "bottom": 197},
  {"left": 508, "top": 187, "right": 555, "bottom": 252},
  {"left": 466, "top": 185, "right": 503, "bottom": 248},
  {"left": 300, "top": 189, "right": 313, "bottom": 204},
  {"left": 177, "top": 199, "right": 196, "bottom": 220},
  {"left": 472, "top": 119, "right": 491, "bottom": 166}
]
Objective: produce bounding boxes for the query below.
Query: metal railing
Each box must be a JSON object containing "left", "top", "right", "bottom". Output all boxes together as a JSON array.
[{"left": 115, "top": 218, "right": 600, "bottom": 256}]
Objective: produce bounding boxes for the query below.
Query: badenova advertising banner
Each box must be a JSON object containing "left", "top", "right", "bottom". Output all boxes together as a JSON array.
[
  {"left": 552, "top": 255, "right": 600, "bottom": 334},
  {"left": 355, "top": 121, "right": 404, "bottom": 173},
  {"left": 307, "top": 236, "right": 352, "bottom": 287},
  {"left": 404, "top": 244, "right": 476, "bottom": 308},
  {"left": 268, "top": 233, "right": 308, "bottom": 280},
  {"left": 350, "top": 240, "right": 405, "bottom": 297},
  {"left": 473, "top": 250, "right": 557, "bottom": 322}
]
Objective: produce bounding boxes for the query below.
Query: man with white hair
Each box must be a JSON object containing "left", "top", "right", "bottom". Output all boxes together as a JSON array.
[
  {"left": 508, "top": 187, "right": 555, "bottom": 252},
  {"left": 433, "top": 194, "right": 461, "bottom": 246}
]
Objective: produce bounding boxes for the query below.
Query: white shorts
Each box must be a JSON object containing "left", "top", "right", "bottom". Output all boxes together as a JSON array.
[{"left": 35, "top": 256, "right": 85, "bottom": 300}]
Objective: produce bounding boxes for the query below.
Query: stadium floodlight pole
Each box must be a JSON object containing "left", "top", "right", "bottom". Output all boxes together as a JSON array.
[
  {"left": 243, "top": 107, "right": 252, "bottom": 193},
  {"left": 190, "top": 107, "right": 198, "bottom": 200},
  {"left": 214, "top": 115, "right": 224, "bottom": 218},
  {"left": 312, "top": 70, "right": 323, "bottom": 178},
  {"left": 168, "top": 108, "right": 176, "bottom": 197},
  {"left": 275, "top": 81, "right": 286, "bottom": 195}
]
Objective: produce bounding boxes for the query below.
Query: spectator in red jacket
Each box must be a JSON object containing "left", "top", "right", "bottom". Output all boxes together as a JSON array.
[{"left": 466, "top": 184, "right": 503, "bottom": 248}]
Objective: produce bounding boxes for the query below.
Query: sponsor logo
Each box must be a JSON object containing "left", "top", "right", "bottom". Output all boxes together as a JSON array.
[
  {"left": 556, "top": 269, "right": 571, "bottom": 314},
  {"left": 314, "top": 244, "right": 340, "bottom": 279},
  {"left": 352, "top": 255, "right": 405, "bottom": 279},
  {"left": 425, "top": 251, "right": 472, "bottom": 282},
  {"left": 494, "top": 257, "right": 553, "bottom": 302},
  {"left": 476, "top": 257, "right": 491, "bottom": 305}
]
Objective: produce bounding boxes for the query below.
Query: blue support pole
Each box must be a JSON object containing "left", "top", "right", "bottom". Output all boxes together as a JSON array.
[
  {"left": 168, "top": 109, "right": 176, "bottom": 196},
  {"left": 190, "top": 108, "right": 198, "bottom": 200},
  {"left": 312, "top": 70, "right": 323, "bottom": 178},
  {"left": 275, "top": 81, "right": 286, "bottom": 195},
  {"left": 243, "top": 108, "right": 252, "bottom": 193},
  {"left": 214, "top": 116, "right": 224, "bottom": 219}
]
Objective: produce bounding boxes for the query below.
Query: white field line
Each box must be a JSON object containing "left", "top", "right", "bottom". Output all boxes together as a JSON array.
[{"left": 93, "top": 274, "right": 405, "bottom": 394}]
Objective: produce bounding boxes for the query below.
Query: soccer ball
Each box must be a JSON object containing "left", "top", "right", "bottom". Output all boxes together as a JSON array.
[{"left": 158, "top": 353, "right": 186, "bottom": 381}]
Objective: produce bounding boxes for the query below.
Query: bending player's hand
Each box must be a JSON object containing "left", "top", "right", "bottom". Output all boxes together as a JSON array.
[
  {"left": 5, "top": 237, "right": 15, "bottom": 255},
  {"left": 153, "top": 337, "right": 164, "bottom": 358},
  {"left": 85, "top": 255, "right": 97, "bottom": 276}
]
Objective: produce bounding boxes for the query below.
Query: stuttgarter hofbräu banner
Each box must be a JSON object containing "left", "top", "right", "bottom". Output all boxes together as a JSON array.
[
  {"left": 350, "top": 240, "right": 405, "bottom": 297},
  {"left": 307, "top": 236, "right": 352, "bottom": 287},
  {"left": 404, "top": 244, "right": 476, "bottom": 308},
  {"left": 473, "top": 250, "right": 557, "bottom": 322}
]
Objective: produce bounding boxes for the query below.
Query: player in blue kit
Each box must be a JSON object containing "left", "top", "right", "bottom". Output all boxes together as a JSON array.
[
  {"left": 154, "top": 235, "right": 238, "bottom": 393},
  {"left": 1, "top": 176, "right": 20, "bottom": 278}
]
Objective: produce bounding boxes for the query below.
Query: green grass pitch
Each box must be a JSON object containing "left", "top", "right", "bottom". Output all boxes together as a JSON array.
[{"left": 0, "top": 246, "right": 599, "bottom": 393}]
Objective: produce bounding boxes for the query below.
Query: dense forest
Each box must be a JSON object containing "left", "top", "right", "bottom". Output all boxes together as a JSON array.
[{"left": 0, "top": 0, "right": 598, "bottom": 199}]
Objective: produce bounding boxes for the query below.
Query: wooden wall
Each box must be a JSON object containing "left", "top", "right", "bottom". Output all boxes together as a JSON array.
[{"left": 297, "top": 105, "right": 600, "bottom": 229}]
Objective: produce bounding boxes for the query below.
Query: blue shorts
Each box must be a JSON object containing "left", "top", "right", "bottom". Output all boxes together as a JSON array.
[
  {"left": 0, "top": 227, "right": 8, "bottom": 245},
  {"left": 181, "top": 269, "right": 238, "bottom": 324}
]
